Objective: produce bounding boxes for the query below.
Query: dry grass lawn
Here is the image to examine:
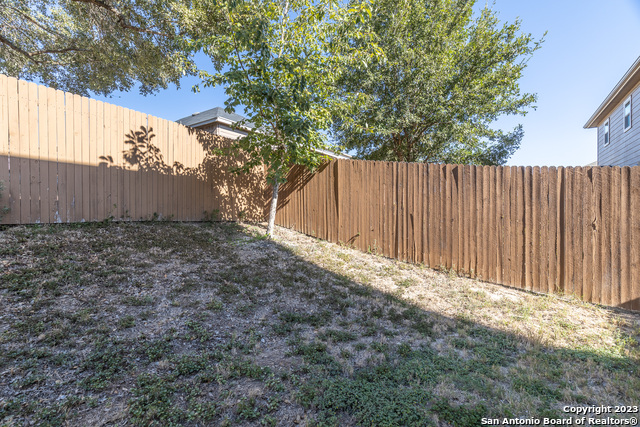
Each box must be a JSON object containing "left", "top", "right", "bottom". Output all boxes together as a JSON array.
[{"left": 0, "top": 221, "right": 638, "bottom": 426}]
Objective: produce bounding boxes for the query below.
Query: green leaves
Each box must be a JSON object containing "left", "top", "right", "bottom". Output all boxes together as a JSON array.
[
  {"left": 332, "top": 0, "right": 544, "bottom": 165},
  {"left": 1, "top": 0, "right": 194, "bottom": 96},
  {"left": 184, "top": 0, "right": 376, "bottom": 183}
]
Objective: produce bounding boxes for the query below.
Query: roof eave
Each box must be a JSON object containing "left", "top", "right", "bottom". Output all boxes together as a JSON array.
[
  {"left": 183, "top": 116, "right": 253, "bottom": 132},
  {"left": 584, "top": 56, "right": 640, "bottom": 129}
]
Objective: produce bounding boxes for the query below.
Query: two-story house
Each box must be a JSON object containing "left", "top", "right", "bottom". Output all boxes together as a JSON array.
[{"left": 584, "top": 56, "right": 640, "bottom": 166}]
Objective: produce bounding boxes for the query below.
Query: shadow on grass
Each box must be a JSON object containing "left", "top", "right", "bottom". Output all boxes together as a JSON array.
[{"left": 0, "top": 221, "right": 638, "bottom": 426}]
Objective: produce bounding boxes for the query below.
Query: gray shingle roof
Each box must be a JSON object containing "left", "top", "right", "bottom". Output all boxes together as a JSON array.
[{"left": 176, "top": 107, "right": 255, "bottom": 129}]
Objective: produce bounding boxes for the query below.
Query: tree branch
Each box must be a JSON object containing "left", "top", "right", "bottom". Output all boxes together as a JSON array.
[{"left": 70, "top": 0, "right": 168, "bottom": 36}]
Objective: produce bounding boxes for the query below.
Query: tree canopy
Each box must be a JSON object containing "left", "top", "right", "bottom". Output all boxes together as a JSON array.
[
  {"left": 183, "top": 0, "right": 376, "bottom": 234},
  {"left": 0, "top": 0, "right": 191, "bottom": 96},
  {"left": 332, "top": 0, "right": 544, "bottom": 165}
]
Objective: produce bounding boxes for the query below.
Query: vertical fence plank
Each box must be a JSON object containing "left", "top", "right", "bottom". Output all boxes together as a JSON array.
[
  {"left": 610, "top": 167, "right": 621, "bottom": 307},
  {"left": 150, "top": 115, "right": 158, "bottom": 219},
  {"left": 469, "top": 165, "right": 478, "bottom": 277},
  {"left": 515, "top": 166, "right": 525, "bottom": 288},
  {"left": 395, "top": 162, "right": 402, "bottom": 260},
  {"left": 457, "top": 165, "right": 465, "bottom": 274},
  {"left": 531, "top": 167, "right": 540, "bottom": 292},
  {"left": 175, "top": 123, "right": 182, "bottom": 221},
  {"left": 600, "top": 167, "right": 611, "bottom": 305},
  {"left": 109, "top": 103, "right": 120, "bottom": 220},
  {"left": 38, "top": 87, "right": 50, "bottom": 224},
  {"left": 96, "top": 101, "right": 106, "bottom": 220},
  {"left": 194, "top": 125, "right": 202, "bottom": 221},
  {"left": 27, "top": 83, "right": 41, "bottom": 223},
  {"left": 494, "top": 166, "right": 502, "bottom": 284},
  {"left": 45, "top": 88, "right": 58, "bottom": 223},
  {"left": 81, "top": 96, "right": 90, "bottom": 221},
  {"left": 18, "top": 80, "right": 31, "bottom": 224},
  {"left": 72, "top": 94, "right": 83, "bottom": 222},
  {"left": 582, "top": 167, "right": 593, "bottom": 303},
  {"left": 630, "top": 167, "right": 640, "bottom": 311},
  {"left": 88, "top": 99, "right": 97, "bottom": 221},
  {"left": 193, "top": 129, "right": 200, "bottom": 220},
  {"left": 120, "top": 107, "right": 129, "bottom": 219},
  {"left": 565, "top": 167, "right": 575, "bottom": 296},
  {"left": 122, "top": 108, "right": 131, "bottom": 221},
  {"left": 135, "top": 110, "right": 144, "bottom": 220},
  {"left": 54, "top": 89, "right": 65, "bottom": 223},
  {"left": 0, "top": 75, "right": 9, "bottom": 224},
  {"left": 407, "top": 163, "right": 415, "bottom": 262},
  {"left": 488, "top": 166, "right": 496, "bottom": 282},
  {"left": 573, "top": 167, "right": 584, "bottom": 300},
  {"left": 501, "top": 166, "right": 511, "bottom": 285},
  {"left": 620, "top": 166, "right": 631, "bottom": 309},
  {"left": 555, "top": 167, "right": 564, "bottom": 293},
  {"left": 442, "top": 164, "right": 450, "bottom": 269},
  {"left": 480, "top": 165, "right": 489, "bottom": 280},
  {"left": 591, "top": 167, "right": 602, "bottom": 304},
  {"left": 188, "top": 126, "right": 196, "bottom": 221},
  {"left": 6, "top": 77, "right": 20, "bottom": 223},
  {"left": 546, "top": 167, "right": 556, "bottom": 294},
  {"left": 101, "top": 102, "right": 111, "bottom": 220},
  {"left": 148, "top": 115, "right": 157, "bottom": 219},
  {"left": 539, "top": 167, "right": 549, "bottom": 294},
  {"left": 167, "top": 121, "right": 175, "bottom": 221},
  {"left": 419, "top": 163, "right": 426, "bottom": 265},
  {"left": 462, "top": 165, "right": 471, "bottom": 275},
  {"left": 170, "top": 122, "right": 177, "bottom": 220},
  {"left": 115, "top": 104, "right": 124, "bottom": 221},
  {"left": 523, "top": 166, "right": 532, "bottom": 291},
  {"left": 450, "top": 164, "right": 459, "bottom": 271},
  {"left": 426, "top": 163, "right": 434, "bottom": 268},
  {"left": 142, "top": 112, "right": 151, "bottom": 220},
  {"left": 157, "top": 117, "right": 167, "bottom": 220},
  {"left": 389, "top": 161, "right": 396, "bottom": 259}
]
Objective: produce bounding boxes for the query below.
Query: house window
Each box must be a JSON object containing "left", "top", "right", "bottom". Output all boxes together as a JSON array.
[
  {"left": 623, "top": 96, "right": 632, "bottom": 131},
  {"left": 603, "top": 119, "right": 610, "bottom": 146}
]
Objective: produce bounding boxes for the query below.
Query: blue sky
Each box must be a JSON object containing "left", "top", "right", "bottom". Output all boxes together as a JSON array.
[{"left": 95, "top": 0, "right": 640, "bottom": 167}]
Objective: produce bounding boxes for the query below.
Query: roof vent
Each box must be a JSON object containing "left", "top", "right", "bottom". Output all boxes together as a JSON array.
[{"left": 191, "top": 112, "right": 200, "bottom": 116}]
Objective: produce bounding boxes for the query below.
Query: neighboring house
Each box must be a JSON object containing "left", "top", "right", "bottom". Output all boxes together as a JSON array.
[
  {"left": 585, "top": 56, "right": 640, "bottom": 166},
  {"left": 176, "top": 106, "right": 254, "bottom": 139},
  {"left": 176, "top": 107, "right": 352, "bottom": 160}
]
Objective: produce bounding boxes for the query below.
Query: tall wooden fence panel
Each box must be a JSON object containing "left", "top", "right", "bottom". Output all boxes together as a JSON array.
[
  {"left": 276, "top": 159, "right": 640, "bottom": 311},
  {"left": 0, "top": 75, "right": 266, "bottom": 224}
]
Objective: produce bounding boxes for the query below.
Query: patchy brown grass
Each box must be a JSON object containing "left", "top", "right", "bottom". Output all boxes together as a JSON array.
[{"left": 0, "top": 221, "right": 638, "bottom": 426}]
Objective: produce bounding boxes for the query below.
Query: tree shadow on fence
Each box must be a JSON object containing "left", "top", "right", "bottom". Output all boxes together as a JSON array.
[{"left": 98, "top": 125, "right": 267, "bottom": 221}]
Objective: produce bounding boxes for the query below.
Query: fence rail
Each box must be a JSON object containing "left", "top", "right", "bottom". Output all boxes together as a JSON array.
[
  {"left": 0, "top": 75, "right": 266, "bottom": 224},
  {"left": 276, "top": 160, "right": 640, "bottom": 311}
]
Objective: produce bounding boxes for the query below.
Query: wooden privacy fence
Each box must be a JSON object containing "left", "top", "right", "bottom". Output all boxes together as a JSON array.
[
  {"left": 276, "top": 160, "right": 640, "bottom": 311},
  {"left": 0, "top": 75, "right": 266, "bottom": 224}
]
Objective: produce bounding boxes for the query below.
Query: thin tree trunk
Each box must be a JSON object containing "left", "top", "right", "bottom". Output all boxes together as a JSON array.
[{"left": 266, "top": 181, "right": 280, "bottom": 237}]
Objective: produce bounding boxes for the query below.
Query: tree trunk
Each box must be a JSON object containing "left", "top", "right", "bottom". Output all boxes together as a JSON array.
[{"left": 266, "top": 181, "right": 280, "bottom": 237}]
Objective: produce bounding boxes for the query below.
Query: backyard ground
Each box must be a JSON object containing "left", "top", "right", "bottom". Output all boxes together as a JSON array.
[{"left": 0, "top": 221, "right": 638, "bottom": 426}]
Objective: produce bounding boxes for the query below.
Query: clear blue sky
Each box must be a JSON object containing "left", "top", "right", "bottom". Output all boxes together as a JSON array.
[{"left": 94, "top": 0, "right": 640, "bottom": 167}]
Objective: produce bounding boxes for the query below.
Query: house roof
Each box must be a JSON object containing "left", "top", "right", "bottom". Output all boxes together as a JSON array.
[
  {"left": 584, "top": 56, "right": 640, "bottom": 129},
  {"left": 176, "top": 107, "right": 255, "bottom": 129},
  {"left": 175, "top": 106, "right": 352, "bottom": 160}
]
